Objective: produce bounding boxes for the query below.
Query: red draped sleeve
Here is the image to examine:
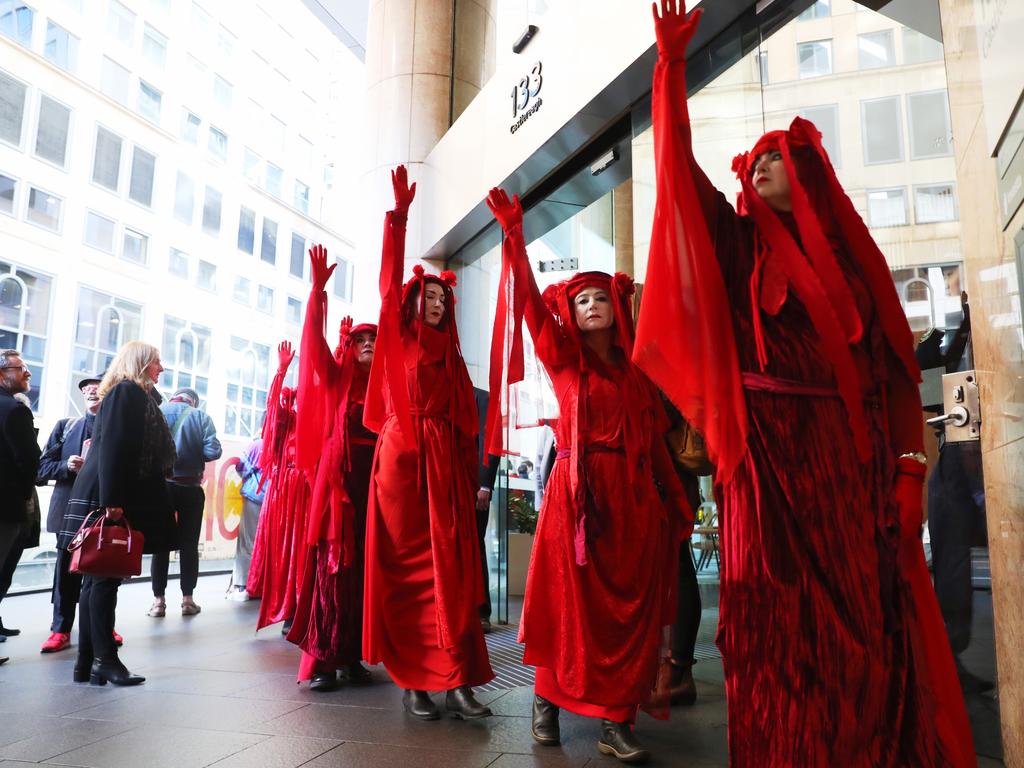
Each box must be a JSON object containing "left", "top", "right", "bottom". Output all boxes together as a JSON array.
[
  {"left": 296, "top": 287, "right": 335, "bottom": 476},
  {"left": 633, "top": 16, "right": 749, "bottom": 482}
]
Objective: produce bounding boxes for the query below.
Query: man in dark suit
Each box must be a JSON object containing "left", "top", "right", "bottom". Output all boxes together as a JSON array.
[
  {"left": 36, "top": 374, "right": 107, "bottom": 653},
  {"left": 0, "top": 349, "right": 42, "bottom": 662},
  {"left": 474, "top": 388, "right": 500, "bottom": 633}
]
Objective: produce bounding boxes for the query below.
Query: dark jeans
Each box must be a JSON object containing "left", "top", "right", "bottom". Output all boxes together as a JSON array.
[
  {"left": 78, "top": 574, "right": 120, "bottom": 661},
  {"left": 476, "top": 504, "right": 491, "bottom": 620},
  {"left": 927, "top": 441, "right": 985, "bottom": 655},
  {"left": 671, "top": 538, "right": 702, "bottom": 664},
  {"left": 51, "top": 547, "right": 84, "bottom": 633},
  {"left": 151, "top": 484, "right": 206, "bottom": 598},
  {"left": 0, "top": 520, "right": 26, "bottom": 611}
]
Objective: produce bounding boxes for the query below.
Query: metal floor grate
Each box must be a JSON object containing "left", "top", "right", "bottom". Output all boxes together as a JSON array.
[{"left": 479, "top": 623, "right": 535, "bottom": 692}]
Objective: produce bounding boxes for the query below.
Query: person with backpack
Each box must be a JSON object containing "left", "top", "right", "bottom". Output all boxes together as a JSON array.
[
  {"left": 37, "top": 374, "right": 125, "bottom": 654},
  {"left": 148, "top": 387, "right": 222, "bottom": 618}
]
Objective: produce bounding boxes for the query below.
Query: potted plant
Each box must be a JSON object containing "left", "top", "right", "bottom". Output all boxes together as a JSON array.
[{"left": 508, "top": 491, "right": 537, "bottom": 596}]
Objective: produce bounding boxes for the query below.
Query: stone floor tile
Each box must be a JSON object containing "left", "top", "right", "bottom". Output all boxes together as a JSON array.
[
  {"left": 204, "top": 735, "right": 342, "bottom": 768},
  {"left": 300, "top": 741, "right": 499, "bottom": 768},
  {"left": 0, "top": 716, "right": 134, "bottom": 762}
]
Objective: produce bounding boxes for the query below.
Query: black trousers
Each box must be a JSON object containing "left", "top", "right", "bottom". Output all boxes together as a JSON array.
[
  {"left": 927, "top": 441, "right": 985, "bottom": 655},
  {"left": 476, "top": 504, "right": 491, "bottom": 620},
  {"left": 78, "top": 574, "right": 120, "bottom": 661},
  {"left": 151, "top": 484, "right": 206, "bottom": 597},
  {"left": 0, "top": 521, "right": 26, "bottom": 610},
  {"left": 671, "top": 538, "right": 702, "bottom": 664},
  {"left": 51, "top": 547, "right": 83, "bottom": 633}
]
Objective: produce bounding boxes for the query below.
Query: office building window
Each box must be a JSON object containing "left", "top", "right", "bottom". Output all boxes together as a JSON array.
[
  {"left": 34, "top": 95, "right": 71, "bottom": 167},
  {"left": 294, "top": 181, "right": 310, "bottom": 214},
  {"left": 122, "top": 227, "right": 148, "bottom": 265},
  {"left": 84, "top": 211, "right": 116, "bottom": 252},
  {"left": 128, "top": 146, "right": 155, "bottom": 207},
  {"left": 137, "top": 80, "right": 162, "bottom": 123},
  {"left": 333, "top": 256, "right": 353, "bottom": 302},
  {"left": 217, "top": 24, "right": 235, "bottom": 55},
  {"left": 26, "top": 186, "right": 61, "bottom": 231},
  {"left": 100, "top": 57, "right": 130, "bottom": 105},
  {"left": 861, "top": 96, "right": 904, "bottom": 164},
  {"left": 0, "top": 262, "right": 51, "bottom": 409},
  {"left": 160, "top": 316, "right": 212, "bottom": 398},
  {"left": 208, "top": 126, "right": 227, "bottom": 163},
  {"left": 268, "top": 115, "right": 286, "bottom": 154},
  {"left": 257, "top": 285, "right": 273, "bottom": 314},
  {"left": 201, "top": 186, "right": 221, "bottom": 234},
  {"left": 182, "top": 110, "right": 201, "bottom": 144},
  {"left": 286, "top": 296, "right": 301, "bottom": 325},
  {"left": 903, "top": 27, "right": 943, "bottom": 64},
  {"left": 190, "top": 1, "right": 210, "bottom": 30},
  {"left": 73, "top": 287, "right": 142, "bottom": 391},
  {"left": 92, "top": 126, "right": 122, "bottom": 190},
  {"left": 265, "top": 163, "right": 283, "bottom": 198},
  {"left": 866, "top": 188, "right": 907, "bottom": 227},
  {"left": 915, "top": 183, "right": 957, "bottom": 223},
  {"left": 142, "top": 24, "right": 167, "bottom": 68},
  {"left": 233, "top": 276, "right": 251, "bottom": 305},
  {"left": 224, "top": 336, "right": 270, "bottom": 437},
  {"left": 187, "top": 55, "right": 206, "bottom": 92},
  {"left": 858, "top": 30, "right": 895, "bottom": 70},
  {"left": 212, "top": 75, "right": 232, "bottom": 108},
  {"left": 196, "top": 259, "right": 216, "bottom": 291},
  {"left": 289, "top": 232, "right": 305, "bottom": 278},
  {"left": 106, "top": 0, "right": 135, "bottom": 44},
  {"left": 243, "top": 148, "right": 262, "bottom": 186},
  {"left": 798, "top": 0, "right": 829, "bottom": 20},
  {"left": 0, "top": 70, "right": 27, "bottom": 146},
  {"left": 237, "top": 206, "right": 255, "bottom": 253},
  {"left": 798, "top": 40, "right": 832, "bottom": 78},
  {"left": 0, "top": 172, "right": 15, "bottom": 215},
  {"left": 0, "top": 2, "right": 33, "bottom": 46},
  {"left": 168, "top": 247, "right": 189, "bottom": 279},
  {"left": 800, "top": 104, "right": 841, "bottom": 168},
  {"left": 174, "top": 171, "right": 194, "bottom": 224},
  {"left": 908, "top": 91, "right": 952, "bottom": 159},
  {"left": 44, "top": 21, "right": 78, "bottom": 71},
  {"left": 260, "top": 217, "right": 277, "bottom": 264}
]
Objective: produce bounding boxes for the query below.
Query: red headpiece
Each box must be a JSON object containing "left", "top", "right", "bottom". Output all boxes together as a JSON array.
[{"left": 541, "top": 270, "right": 637, "bottom": 359}]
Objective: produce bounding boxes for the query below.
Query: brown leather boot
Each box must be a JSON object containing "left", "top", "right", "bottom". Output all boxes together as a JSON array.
[{"left": 669, "top": 658, "right": 697, "bottom": 706}]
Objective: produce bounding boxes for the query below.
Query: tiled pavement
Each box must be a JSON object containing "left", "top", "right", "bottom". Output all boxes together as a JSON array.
[{"left": 0, "top": 577, "right": 1005, "bottom": 767}]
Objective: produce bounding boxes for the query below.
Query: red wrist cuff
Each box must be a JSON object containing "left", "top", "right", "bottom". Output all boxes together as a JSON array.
[{"left": 895, "top": 456, "right": 926, "bottom": 479}]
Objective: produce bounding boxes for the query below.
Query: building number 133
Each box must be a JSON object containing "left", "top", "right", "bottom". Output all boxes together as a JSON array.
[{"left": 512, "top": 62, "right": 543, "bottom": 117}]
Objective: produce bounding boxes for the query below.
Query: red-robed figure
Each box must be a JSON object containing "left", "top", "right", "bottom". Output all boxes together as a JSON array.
[
  {"left": 362, "top": 166, "right": 495, "bottom": 720},
  {"left": 635, "top": 3, "right": 975, "bottom": 766},
  {"left": 484, "top": 188, "right": 692, "bottom": 764},
  {"left": 248, "top": 342, "right": 311, "bottom": 632},
  {"left": 286, "top": 243, "right": 378, "bottom": 691}
]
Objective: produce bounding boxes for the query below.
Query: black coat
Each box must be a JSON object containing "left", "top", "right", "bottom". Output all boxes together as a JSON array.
[
  {"left": 37, "top": 413, "right": 94, "bottom": 533},
  {"left": 0, "top": 388, "right": 41, "bottom": 524},
  {"left": 57, "top": 381, "right": 176, "bottom": 554}
]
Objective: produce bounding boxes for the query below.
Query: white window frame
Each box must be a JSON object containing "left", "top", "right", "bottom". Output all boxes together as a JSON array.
[
  {"left": 860, "top": 95, "right": 905, "bottom": 165},
  {"left": 0, "top": 170, "right": 17, "bottom": 217},
  {"left": 913, "top": 182, "right": 959, "bottom": 224},
  {"left": 83, "top": 209, "right": 117, "bottom": 253},
  {"left": 25, "top": 184, "right": 62, "bottom": 233},
  {"left": 858, "top": 29, "right": 895, "bottom": 70},
  {"left": 797, "top": 39, "right": 832, "bottom": 79},
  {"left": 121, "top": 226, "right": 149, "bottom": 266},
  {"left": 865, "top": 187, "right": 908, "bottom": 228},
  {"left": 907, "top": 90, "right": 952, "bottom": 160},
  {"left": 32, "top": 91, "right": 72, "bottom": 170},
  {"left": 0, "top": 68, "right": 29, "bottom": 150}
]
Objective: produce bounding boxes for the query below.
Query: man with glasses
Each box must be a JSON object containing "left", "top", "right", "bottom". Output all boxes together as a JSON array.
[{"left": 0, "top": 350, "right": 42, "bottom": 664}]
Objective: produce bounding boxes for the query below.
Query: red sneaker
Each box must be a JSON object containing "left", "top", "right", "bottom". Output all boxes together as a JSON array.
[
  {"left": 40, "top": 632, "right": 71, "bottom": 653},
  {"left": 112, "top": 629, "right": 124, "bottom": 646}
]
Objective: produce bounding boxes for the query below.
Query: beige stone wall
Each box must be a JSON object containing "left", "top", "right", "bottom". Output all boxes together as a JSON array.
[{"left": 938, "top": 1, "right": 1024, "bottom": 762}]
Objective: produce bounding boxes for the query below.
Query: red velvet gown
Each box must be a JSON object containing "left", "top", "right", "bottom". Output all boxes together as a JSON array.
[
  {"left": 362, "top": 211, "right": 494, "bottom": 691},
  {"left": 249, "top": 364, "right": 311, "bottom": 631},
  {"left": 637, "top": 23, "right": 974, "bottom": 766},
  {"left": 501, "top": 258, "right": 689, "bottom": 721}
]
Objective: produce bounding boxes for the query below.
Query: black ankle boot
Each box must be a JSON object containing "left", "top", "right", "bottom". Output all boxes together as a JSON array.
[
  {"left": 445, "top": 685, "right": 492, "bottom": 720},
  {"left": 531, "top": 695, "right": 560, "bottom": 745},
  {"left": 73, "top": 654, "right": 93, "bottom": 683},
  {"left": 342, "top": 662, "right": 372, "bottom": 685},
  {"left": 309, "top": 670, "right": 338, "bottom": 692},
  {"left": 669, "top": 659, "right": 697, "bottom": 706},
  {"left": 402, "top": 689, "right": 441, "bottom": 720},
  {"left": 90, "top": 658, "right": 145, "bottom": 687},
  {"left": 597, "top": 720, "right": 650, "bottom": 764}
]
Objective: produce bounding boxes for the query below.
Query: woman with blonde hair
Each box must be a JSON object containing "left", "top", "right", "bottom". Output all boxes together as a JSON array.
[{"left": 58, "top": 341, "right": 177, "bottom": 685}]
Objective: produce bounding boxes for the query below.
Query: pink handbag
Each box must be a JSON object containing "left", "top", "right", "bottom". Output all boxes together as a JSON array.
[{"left": 68, "top": 510, "right": 144, "bottom": 579}]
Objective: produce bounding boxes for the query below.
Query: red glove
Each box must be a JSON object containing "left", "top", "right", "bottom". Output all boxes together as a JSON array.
[
  {"left": 652, "top": 0, "right": 702, "bottom": 62},
  {"left": 486, "top": 187, "right": 523, "bottom": 233},
  {"left": 893, "top": 456, "right": 926, "bottom": 545},
  {"left": 391, "top": 164, "right": 416, "bottom": 214},
  {"left": 277, "top": 340, "right": 295, "bottom": 372},
  {"left": 309, "top": 243, "right": 336, "bottom": 292}
]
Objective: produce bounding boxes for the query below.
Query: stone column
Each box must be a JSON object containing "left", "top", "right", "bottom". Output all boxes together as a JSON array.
[
  {"left": 938, "top": 2, "right": 1024, "bottom": 763},
  {"left": 613, "top": 180, "right": 634, "bottom": 277}
]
